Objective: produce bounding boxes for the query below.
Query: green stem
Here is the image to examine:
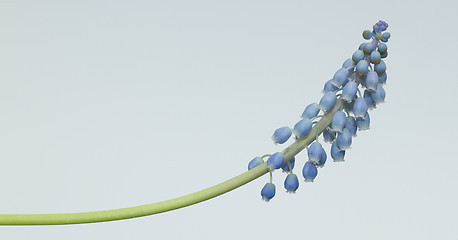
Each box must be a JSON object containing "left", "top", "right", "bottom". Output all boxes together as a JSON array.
[{"left": 0, "top": 99, "right": 342, "bottom": 225}]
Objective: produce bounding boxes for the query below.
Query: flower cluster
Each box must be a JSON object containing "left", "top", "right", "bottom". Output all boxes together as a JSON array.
[{"left": 247, "top": 21, "right": 390, "bottom": 201}]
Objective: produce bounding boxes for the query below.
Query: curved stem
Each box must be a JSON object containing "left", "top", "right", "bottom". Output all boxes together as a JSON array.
[{"left": 0, "top": 99, "right": 342, "bottom": 225}]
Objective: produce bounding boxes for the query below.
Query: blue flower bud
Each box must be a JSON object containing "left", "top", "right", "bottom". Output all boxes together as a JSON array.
[
  {"left": 352, "top": 50, "right": 365, "bottom": 63},
  {"left": 267, "top": 152, "right": 285, "bottom": 171},
  {"left": 322, "top": 128, "right": 335, "bottom": 143},
  {"left": 353, "top": 97, "right": 368, "bottom": 118},
  {"left": 261, "top": 183, "right": 276, "bottom": 202},
  {"left": 331, "top": 110, "right": 347, "bottom": 133},
  {"left": 281, "top": 156, "right": 295, "bottom": 173},
  {"left": 284, "top": 174, "right": 299, "bottom": 193},
  {"left": 302, "top": 162, "right": 318, "bottom": 182},
  {"left": 272, "top": 126, "right": 292, "bottom": 144},
  {"left": 356, "top": 60, "right": 369, "bottom": 76},
  {"left": 318, "top": 92, "right": 337, "bottom": 112},
  {"left": 293, "top": 119, "right": 313, "bottom": 138},
  {"left": 345, "top": 116, "right": 357, "bottom": 137},
  {"left": 378, "top": 72, "right": 387, "bottom": 85},
  {"left": 378, "top": 43, "right": 387, "bottom": 53},
  {"left": 336, "top": 128, "right": 352, "bottom": 150},
  {"left": 342, "top": 81, "right": 358, "bottom": 102},
  {"left": 323, "top": 79, "right": 339, "bottom": 93},
  {"left": 370, "top": 50, "right": 381, "bottom": 64},
  {"left": 381, "top": 51, "right": 388, "bottom": 58},
  {"left": 363, "top": 43, "right": 374, "bottom": 54},
  {"left": 374, "top": 60, "right": 386, "bottom": 74},
  {"left": 301, "top": 103, "right": 320, "bottom": 119},
  {"left": 331, "top": 68, "right": 350, "bottom": 87},
  {"left": 308, "top": 142, "right": 323, "bottom": 164},
  {"left": 356, "top": 112, "right": 370, "bottom": 130},
  {"left": 382, "top": 32, "right": 391, "bottom": 40},
  {"left": 248, "top": 157, "right": 264, "bottom": 170},
  {"left": 331, "top": 141, "right": 345, "bottom": 162},
  {"left": 342, "top": 58, "right": 355, "bottom": 73},
  {"left": 371, "top": 85, "right": 386, "bottom": 104},
  {"left": 362, "top": 30, "right": 373, "bottom": 40},
  {"left": 365, "top": 71, "right": 379, "bottom": 91}
]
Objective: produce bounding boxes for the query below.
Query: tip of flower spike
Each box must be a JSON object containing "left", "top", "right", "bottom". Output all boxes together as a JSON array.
[{"left": 373, "top": 20, "right": 388, "bottom": 32}]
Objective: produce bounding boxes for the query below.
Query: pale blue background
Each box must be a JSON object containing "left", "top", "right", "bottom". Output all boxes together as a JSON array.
[{"left": 1, "top": 1, "right": 457, "bottom": 239}]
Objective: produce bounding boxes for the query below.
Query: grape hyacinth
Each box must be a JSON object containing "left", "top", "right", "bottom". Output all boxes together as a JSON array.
[
  {"left": 247, "top": 20, "right": 390, "bottom": 202},
  {"left": 0, "top": 21, "right": 392, "bottom": 226}
]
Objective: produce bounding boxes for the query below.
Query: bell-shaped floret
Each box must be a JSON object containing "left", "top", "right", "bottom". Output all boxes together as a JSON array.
[
  {"left": 356, "top": 112, "right": 370, "bottom": 131},
  {"left": 267, "top": 152, "right": 285, "bottom": 171},
  {"left": 353, "top": 97, "right": 368, "bottom": 118},
  {"left": 341, "top": 81, "right": 358, "bottom": 102},
  {"left": 284, "top": 174, "right": 299, "bottom": 193},
  {"left": 336, "top": 128, "right": 352, "bottom": 150},
  {"left": 331, "top": 141, "right": 345, "bottom": 162},
  {"left": 301, "top": 103, "right": 320, "bottom": 119},
  {"left": 272, "top": 126, "right": 292, "bottom": 144},
  {"left": 293, "top": 119, "right": 313, "bottom": 138},
  {"left": 261, "top": 183, "right": 276, "bottom": 202},
  {"left": 331, "top": 111, "right": 347, "bottom": 133},
  {"left": 302, "top": 161, "right": 318, "bottom": 182},
  {"left": 318, "top": 92, "right": 337, "bottom": 112},
  {"left": 248, "top": 157, "right": 264, "bottom": 170},
  {"left": 331, "top": 68, "right": 350, "bottom": 87}
]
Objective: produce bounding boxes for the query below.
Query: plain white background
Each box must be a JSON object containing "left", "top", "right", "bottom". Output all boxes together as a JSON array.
[{"left": 1, "top": 1, "right": 457, "bottom": 239}]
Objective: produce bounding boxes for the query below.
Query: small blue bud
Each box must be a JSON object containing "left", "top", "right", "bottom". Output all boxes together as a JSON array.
[
  {"left": 331, "top": 68, "right": 350, "bottom": 87},
  {"left": 378, "top": 43, "right": 387, "bottom": 53},
  {"left": 356, "top": 60, "right": 369, "bottom": 76},
  {"left": 267, "top": 152, "right": 285, "bottom": 171},
  {"left": 302, "top": 161, "right": 318, "bottom": 182},
  {"left": 362, "top": 30, "right": 373, "bottom": 40},
  {"left": 371, "top": 85, "right": 386, "bottom": 104},
  {"left": 353, "top": 97, "right": 368, "bottom": 118},
  {"left": 345, "top": 116, "right": 357, "bottom": 137},
  {"left": 318, "top": 92, "right": 337, "bottom": 112},
  {"left": 380, "top": 51, "right": 388, "bottom": 58},
  {"left": 302, "top": 103, "right": 320, "bottom": 119},
  {"left": 342, "top": 80, "right": 358, "bottom": 102},
  {"left": 293, "top": 118, "right": 313, "bottom": 138},
  {"left": 248, "top": 157, "right": 264, "bottom": 170},
  {"left": 365, "top": 71, "right": 379, "bottom": 91},
  {"left": 363, "top": 43, "right": 374, "bottom": 54},
  {"left": 308, "top": 142, "right": 323, "bottom": 164},
  {"left": 374, "top": 60, "right": 386, "bottom": 74},
  {"left": 356, "top": 112, "right": 370, "bottom": 130},
  {"left": 370, "top": 50, "right": 381, "bottom": 64},
  {"left": 261, "top": 183, "right": 276, "bottom": 202},
  {"left": 383, "top": 32, "right": 391, "bottom": 40},
  {"left": 331, "top": 141, "right": 345, "bottom": 162},
  {"left": 284, "top": 174, "right": 299, "bottom": 193},
  {"left": 323, "top": 79, "right": 339, "bottom": 93},
  {"left": 322, "top": 128, "right": 335, "bottom": 143},
  {"left": 336, "top": 128, "right": 352, "bottom": 150},
  {"left": 281, "top": 156, "right": 295, "bottom": 173},
  {"left": 272, "top": 126, "right": 292, "bottom": 144},
  {"left": 331, "top": 111, "right": 347, "bottom": 133},
  {"left": 352, "top": 50, "right": 365, "bottom": 63}
]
